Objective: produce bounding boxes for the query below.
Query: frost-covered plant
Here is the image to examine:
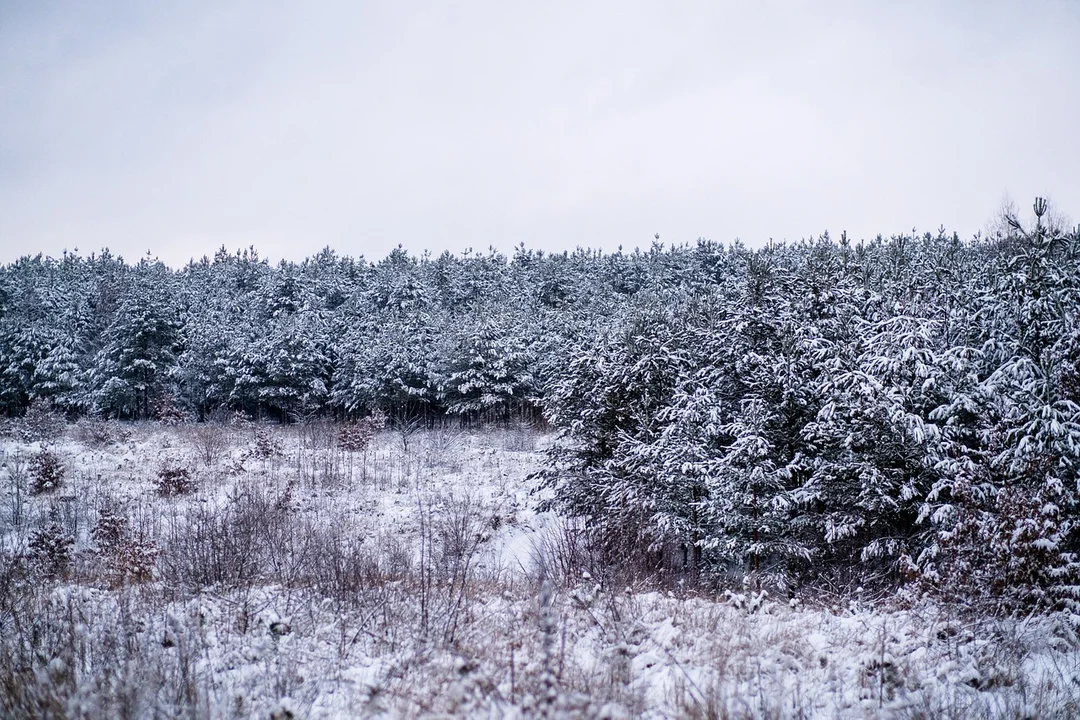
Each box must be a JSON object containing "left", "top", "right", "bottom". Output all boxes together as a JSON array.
[
  {"left": 248, "top": 426, "right": 282, "bottom": 459},
  {"left": 190, "top": 422, "right": 228, "bottom": 467},
  {"left": 440, "top": 308, "right": 538, "bottom": 419},
  {"left": 338, "top": 409, "right": 386, "bottom": 452},
  {"left": 158, "top": 479, "right": 304, "bottom": 588},
  {"left": 153, "top": 395, "right": 188, "bottom": 425},
  {"left": 916, "top": 201, "right": 1080, "bottom": 612},
  {"left": 3, "top": 452, "right": 28, "bottom": 528},
  {"left": 503, "top": 421, "right": 538, "bottom": 452},
  {"left": 423, "top": 426, "right": 465, "bottom": 469},
  {"left": 19, "top": 398, "right": 66, "bottom": 442},
  {"left": 28, "top": 448, "right": 64, "bottom": 495},
  {"left": 75, "top": 417, "right": 119, "bottom": 447},
  {"left": 92, "top": 506, "right": 157, "bottom": 586},
  {"left": 92, "top": 505, "right": 127, "bottom": 551},
  {"left": 28, "top": 522, "right": 73, "bottom": 579},
  {"left": 537, "top": 568, "right": 559, "bottom": 717},
  {"left": 155, "top": 458, "right": 196, "bottom": 496}
]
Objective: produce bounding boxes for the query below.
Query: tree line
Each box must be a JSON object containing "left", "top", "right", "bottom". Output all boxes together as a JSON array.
[{"left": 2, "top": 201, "right": 1078, "bottom": 608}]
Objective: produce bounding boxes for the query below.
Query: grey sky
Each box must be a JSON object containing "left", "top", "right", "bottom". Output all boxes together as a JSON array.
[{"left": 1, "top": 0, "right": 1078, "bottom": 267}]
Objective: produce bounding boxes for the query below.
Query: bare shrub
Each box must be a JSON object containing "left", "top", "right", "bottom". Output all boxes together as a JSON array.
[
  {"left": 155, "top": 459, "right": 196, "bottom": 497},
  {"left": 159, "top": 481, "right": 297, "bottom": 589},
  {"left": 422, "top": 427, "right": 465, "bottom": 469},
  {"left": 27, "top": 523, "right": 73, "bottom": 579},
  {"left": 415, "top": 491, "right": 490, "bottom": 644},
  {"left": 161, "top": 506, "right": 258, "bottom": 588},
  {"left": 396, "top": 414, "right": 423, "bottom": 454},
  {"left": 435, "top": 492, "right": 487, "bottom": 574},
  {"left": 536, "top": 565, "right": 560, "bottom": 717},
  {"left": 503, "top": 422, "right": 539, "bottom": 452},
  {"left": 299, "top": 418, "right": 337, "bottom": 454},
  {"left": 92, "top": 506, "right": 157, "bottom": 586},
  {"left": 190, "top": 423, "right": 228, "bottom": 467},
  {"left": 4, "top": 452, "right": 28, "bottom": 527},
  {"left": 0, "top": 543, "right": 29, "bottom": 621},
  {"left": 18, "top": 398, "right": 66, "bottom": 442},
  {"left": 304, "top": 526, "right": 410, "bottom": 607},
  {"left": 28, "top": 449, "right": 64, "bottom": 495},
  {"left": 531, "top": 516, "right": 604, "bottom": 588},
  {"left": 296, "top": 419, "right": 351, "bottom": 489},
  {"left": 75, "top": 417, "right": 121, "bottom": 447}
]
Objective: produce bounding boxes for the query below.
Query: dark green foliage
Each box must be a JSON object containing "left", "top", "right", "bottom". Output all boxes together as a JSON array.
[
  {"left": 538, "top": 213, "right": 1080, "bottom": 611},
  {"left": 2, "top": 201, "right": 1078, "bottom": 610}
]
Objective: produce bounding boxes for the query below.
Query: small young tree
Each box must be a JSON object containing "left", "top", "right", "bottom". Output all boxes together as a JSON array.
[
  {"left": 28, "top": 523, "right": 74, "bottom": 579},
  {"left": 29, "top": 448, "right": 65, "bottom": 495}
]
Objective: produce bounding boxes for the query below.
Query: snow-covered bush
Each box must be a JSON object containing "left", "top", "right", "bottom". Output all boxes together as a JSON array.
[
  {"left": 338, "top": 409, "right": 386, "bottom": 452},
  {"left": 92, "top": 506, "right": 157, "bottom": 586},
  {"left": 74, "top": 417, "right": 120, "bottom": 447},
  {"left": 153, "top": 394, "right": 188, "bottom": 425},
  {"left": 248, "top": 426, "right": 283, "bottom": 460},
  {"left": 18, "top": 398, "right": 66, "bottom": 442},
  {"left": 27, "top": 522, "right": 73, "bottom": 579},
  {"left": 155, "top": 458, "right": 196, "bottom": 496},
  {"left": 28, "top": 448, "right": 64, "bottom": 495}
]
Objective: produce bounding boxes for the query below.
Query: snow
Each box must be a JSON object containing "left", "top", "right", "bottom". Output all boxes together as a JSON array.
[{"left": 2, "top": 423, "right": 1079, "bottom": 718}]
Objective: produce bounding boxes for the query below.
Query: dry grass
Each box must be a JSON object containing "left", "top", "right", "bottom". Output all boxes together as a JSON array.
[{"left": 0, "top": 423, "right": 1077, "bottom": 718}]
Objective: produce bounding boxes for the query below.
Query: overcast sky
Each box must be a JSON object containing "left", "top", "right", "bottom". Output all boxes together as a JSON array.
[{"left": 1, "top": 0, "right": 1078, "bottom": 267}]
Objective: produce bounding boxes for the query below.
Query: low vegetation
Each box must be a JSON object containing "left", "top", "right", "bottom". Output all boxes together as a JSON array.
[{"left": 1, "top": 422, "right": 1077, "bottom": 718}]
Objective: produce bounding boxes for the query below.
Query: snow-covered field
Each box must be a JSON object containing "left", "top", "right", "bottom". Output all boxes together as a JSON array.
[{"left": 2, "top": 422, "right": 1079, "bottom": 718}]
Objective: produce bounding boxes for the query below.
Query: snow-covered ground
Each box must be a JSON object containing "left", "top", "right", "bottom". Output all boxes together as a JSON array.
[{"left": 2, "top": 422, "right": 1078, "bottom": 718}]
